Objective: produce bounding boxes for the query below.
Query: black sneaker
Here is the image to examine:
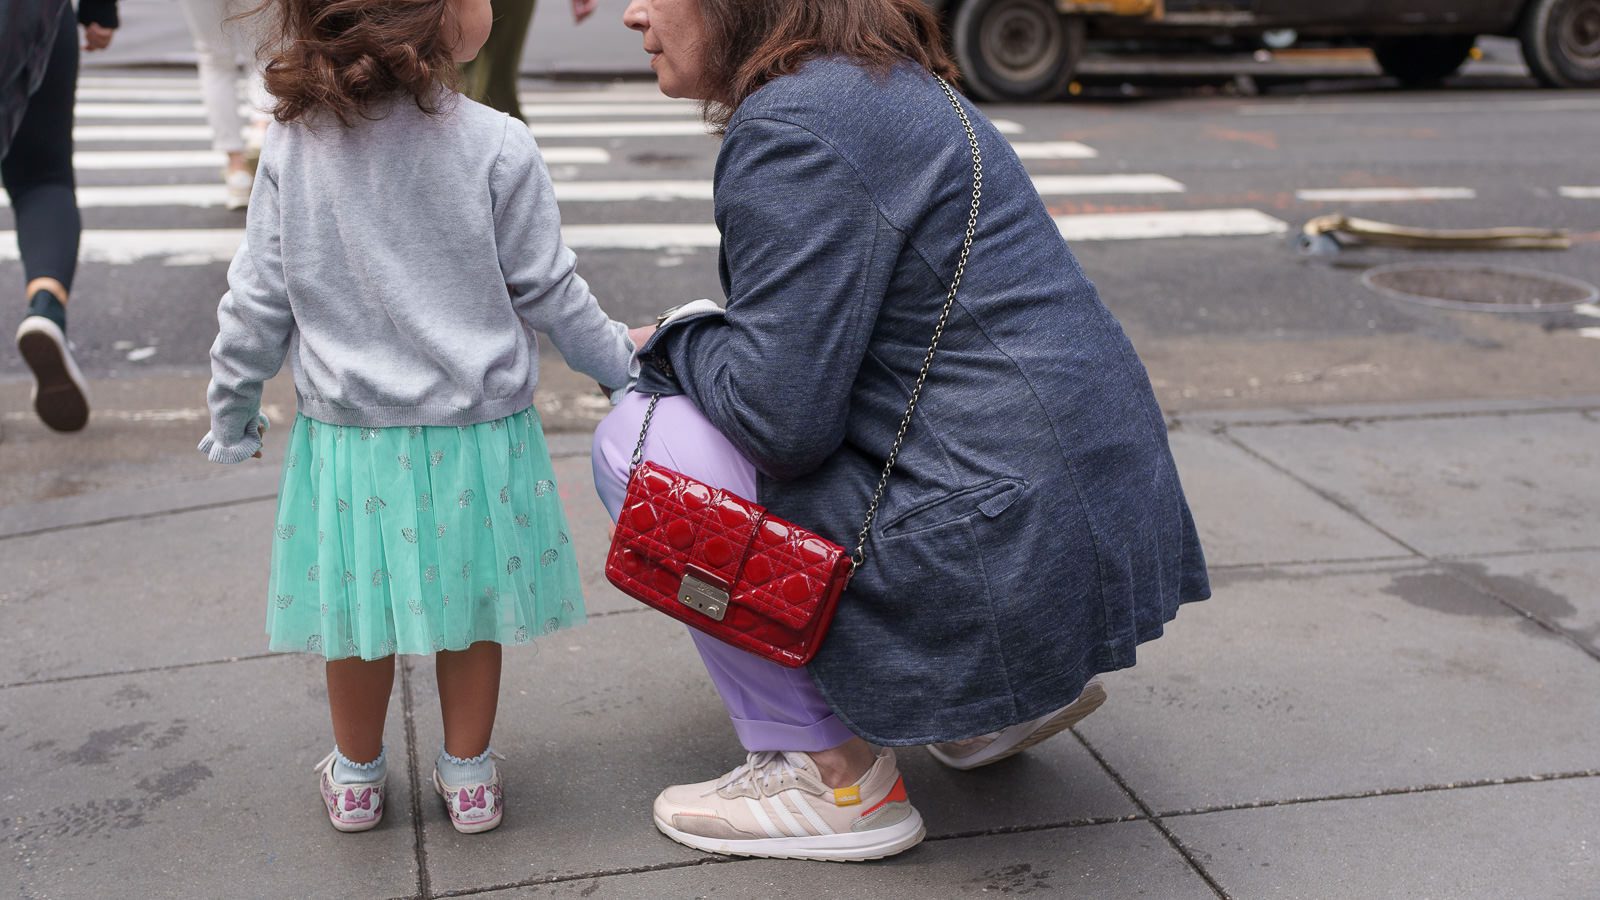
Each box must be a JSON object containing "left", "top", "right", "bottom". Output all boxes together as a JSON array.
[{"left": 16, "top": 291, "right": 89, "bottom": 432}]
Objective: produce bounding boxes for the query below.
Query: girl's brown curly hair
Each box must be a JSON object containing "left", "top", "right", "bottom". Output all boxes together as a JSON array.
[{"left": 248, "top": 0, "right": 461, "bottom": 126}]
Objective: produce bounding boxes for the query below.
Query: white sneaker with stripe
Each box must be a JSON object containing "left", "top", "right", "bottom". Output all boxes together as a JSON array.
[{"left": 652, "top": 748, "right": 924, "bottom": 862}]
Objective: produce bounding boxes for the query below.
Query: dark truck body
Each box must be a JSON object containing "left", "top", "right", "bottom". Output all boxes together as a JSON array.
[{"left": 927, "top": 0, "right": 1600, "bottom": 99}]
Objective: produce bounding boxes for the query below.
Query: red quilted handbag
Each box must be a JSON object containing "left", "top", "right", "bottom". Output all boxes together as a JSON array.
[{"left": 603, "top": 75, "right": 984, "bottom": 668}]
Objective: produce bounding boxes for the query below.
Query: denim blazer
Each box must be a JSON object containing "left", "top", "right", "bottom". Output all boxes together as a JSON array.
[{"left": 638, "top": 57, "right": 1209, "bottom": 745}]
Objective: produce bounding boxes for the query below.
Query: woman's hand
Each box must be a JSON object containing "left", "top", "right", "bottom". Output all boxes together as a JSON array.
[
  {"left": 82, "top": 24, "right": 115, "bottom": 52},
  {"left": 571, "top": 0, "right": 598, "bottom": 23}
]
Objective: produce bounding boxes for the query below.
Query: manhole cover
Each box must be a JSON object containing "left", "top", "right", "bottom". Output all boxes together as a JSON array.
[{"left": 1361, "top": 263, "right": 1599, "bottom": 313}]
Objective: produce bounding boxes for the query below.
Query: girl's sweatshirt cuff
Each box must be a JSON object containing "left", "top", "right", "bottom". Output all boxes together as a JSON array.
[{"left": 198, "top": 413, "right": 270, "bottom": 464}]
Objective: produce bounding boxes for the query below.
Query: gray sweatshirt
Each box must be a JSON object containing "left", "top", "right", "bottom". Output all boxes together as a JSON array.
[{"left": 199, "top": 91, "right": 636, "bottom": 463}]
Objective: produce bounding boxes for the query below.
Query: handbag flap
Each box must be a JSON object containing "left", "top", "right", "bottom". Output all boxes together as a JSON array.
[{"left": 619, "top": 462, "right": 763, "bottom": 588}]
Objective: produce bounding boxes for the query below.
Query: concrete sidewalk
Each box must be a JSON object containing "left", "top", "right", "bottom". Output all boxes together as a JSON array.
[{"left": 2, "top": 396, "right": 1598, "bottom": 899}]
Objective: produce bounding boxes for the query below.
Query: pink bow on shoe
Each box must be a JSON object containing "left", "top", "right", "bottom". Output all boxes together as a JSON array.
[
  {"left": 344, "top": 787, "right": 374, "bottom": 811},
  {"left": 458, "top": 785, "right": 488, "bottom": 811}
]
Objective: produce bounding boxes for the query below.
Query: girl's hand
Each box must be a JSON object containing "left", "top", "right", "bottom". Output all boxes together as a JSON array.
[
  {"left": 82, "top": 24, "right": 115, "bottom": 51},
  {"left": 628, "top": 324, "right": 658, "bottom": 350},
  {"left": 571, "top": 0, "right": 597, "bottom": 23}
]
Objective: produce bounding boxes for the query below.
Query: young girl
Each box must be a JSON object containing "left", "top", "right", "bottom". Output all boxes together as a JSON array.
[{"left": 198, "top": 0, "right": 636, "bottom": 834}]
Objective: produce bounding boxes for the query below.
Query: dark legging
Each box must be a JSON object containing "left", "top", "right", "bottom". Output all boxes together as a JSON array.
[{"left": 2, "top": 2, "right": 80, "bottom": 294}]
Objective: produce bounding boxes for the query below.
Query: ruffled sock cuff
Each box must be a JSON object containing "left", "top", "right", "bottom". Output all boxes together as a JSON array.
[
  {"left": 332, "top": 744, "right": 387, "bottom": 784},
  {"left": 436, "top": 745, "right": 496, "bottom": 786}
]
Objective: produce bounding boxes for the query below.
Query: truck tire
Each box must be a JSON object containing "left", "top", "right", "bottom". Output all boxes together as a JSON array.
[
  {"left": 952, "top": 0, "right": 1086, "bottom": 102},
  {"left": 1373, "top": 35, "right": 1478, "bottom": 86},
  {"left": 1519, "top": 0, "right": 1600, "bottom": 88}
]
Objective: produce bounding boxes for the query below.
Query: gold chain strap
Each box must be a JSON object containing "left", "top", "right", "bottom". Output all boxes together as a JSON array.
[
  {"left": 629, "top": 75, "right": 984, "bottom": 572},
  {"left": 851, "top": 75, "right": 983, "bottom": 568}
]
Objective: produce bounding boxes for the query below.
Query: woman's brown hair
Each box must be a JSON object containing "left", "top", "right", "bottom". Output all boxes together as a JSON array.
[
  {"left": 246, "top": 0, "right": 461, "bottom": 126},
  {"left": 696, "top": 0, "right": 960, "bottom": 132}
]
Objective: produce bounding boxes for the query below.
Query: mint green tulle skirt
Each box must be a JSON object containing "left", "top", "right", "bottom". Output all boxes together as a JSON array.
[{"left": 265, "top": 406, "right": 585, "bottom": 660}]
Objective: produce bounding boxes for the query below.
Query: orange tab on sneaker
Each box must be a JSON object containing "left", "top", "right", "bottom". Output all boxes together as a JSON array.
[
  {"left": 862, "top": 777, "right": 910, "bottom": 817},
  {"left": 832, "top": 785, "right": 862, "bottom": 806}
]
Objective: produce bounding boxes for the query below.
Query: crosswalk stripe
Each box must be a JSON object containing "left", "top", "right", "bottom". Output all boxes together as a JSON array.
[
  {"left": 0, "top": 185, "right": 233, "bottom": 209},
  {"left": 1055, "top": 209, "right": 1288, "bottom": 241},
  {"left": 76, "top": 101, "right": 700, "bottom": 120},
  {"left": 74, "top": 121, "right": 744, "bottom": 142},
  {"left": 0, "top": 226, "right": 726, "bottom": 264},
  {"left": 0, "top": 211, "right": 1290, "bottom": 265},
  {"left": 1034, "top": 174, "right": 1184, "bottom": 195},
  {"left": 9, "top": 181, "right": 710, "bottom": 208},
  {"left": 1010, "top": 141, "right": 1098, "bottom": 159},
  {"left": 77, "top": 103, "right": 208, "bottom": 120},
  {"left": 75, "top": 124, "right": 213, "bottom": 142},
  {"left": 1296, "top": 187, "right": 1476, "bottom": 202},
  {"left": 1559, "top": 187, "right": 1600, "bottom": 199},
  {"left": 23, "top": 174, "right": 1190, "bottom": 210},
  {"left": 71, "top": 146, "right": 611, "bottom": 170},
  {"left": 74, "top": 150, "right": 229, "bottom": 170},
  {"left": 78, "top": 88, "right": 206, "bottom": 102}
]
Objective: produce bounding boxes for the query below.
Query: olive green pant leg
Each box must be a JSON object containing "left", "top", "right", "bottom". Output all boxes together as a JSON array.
[{"left": 460, "top": 0, "right": 537, "bottom": 119}]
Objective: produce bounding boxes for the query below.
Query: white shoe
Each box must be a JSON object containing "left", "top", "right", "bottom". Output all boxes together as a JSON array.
[
  {"left": 927, "top": 678, "right": 1107, "bottom": 771},
  {"left": 434, "top": 761, "right": 504, "bottom": 834},
  {"left": 16, "top": 313, "right": 89, "bottom": 432},
  {"left": 652, "top": 748, "right": 925, "bottom": 862},
  {"left": 314, "top": 752, "right": 386, "bottom": 833},
  {"left": 224, "top": 169, "right": 253, "bottom": 211}
]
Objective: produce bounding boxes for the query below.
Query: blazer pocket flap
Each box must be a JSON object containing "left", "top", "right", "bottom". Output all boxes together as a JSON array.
[
  {"left": 882, "top": 478, "right": 1026, "bottom": 536},
  {"left": 978, "top": 482, "right": 1023, "bottom": 518}
]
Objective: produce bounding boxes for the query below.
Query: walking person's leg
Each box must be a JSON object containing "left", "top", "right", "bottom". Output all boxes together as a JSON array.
[
  {"left": 174, "top": 0, "right": 254, "bottom": 207},
  {"left": 460, "top": 0, "right": 537, "bottom": 119},
  {"left": 593, "top": 394, "right": 923, "bottom": 861},
  {"left": 3, "top": 2, "right": 89, "bottom": 432}
]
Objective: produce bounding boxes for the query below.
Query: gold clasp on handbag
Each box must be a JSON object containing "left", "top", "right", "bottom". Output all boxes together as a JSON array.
[{"left": 679, "top": 570, "right": 729, "bottom": 621}]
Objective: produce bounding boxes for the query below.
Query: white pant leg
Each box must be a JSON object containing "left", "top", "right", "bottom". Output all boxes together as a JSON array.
[{"left": 174, "top": 0, "right": 247, "bottom": 153}]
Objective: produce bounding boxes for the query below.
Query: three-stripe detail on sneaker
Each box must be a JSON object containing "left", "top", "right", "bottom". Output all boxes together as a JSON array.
[{"left": 740, "top": 791, "right": 841, "bottom": 839}]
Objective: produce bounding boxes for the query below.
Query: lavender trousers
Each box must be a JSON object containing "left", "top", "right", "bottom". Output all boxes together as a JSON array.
[{"left": 593, "top": 393, "right": 858, "bottom": 753}]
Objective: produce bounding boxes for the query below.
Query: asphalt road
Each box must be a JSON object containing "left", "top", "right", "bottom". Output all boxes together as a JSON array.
[{"left": 3, "top": 52, "right": 1599, "bottom": 501}]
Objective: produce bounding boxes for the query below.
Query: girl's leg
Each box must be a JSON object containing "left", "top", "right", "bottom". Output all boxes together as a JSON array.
[
  {"left": 326, "top": 655, "right": 396, "bottom": 763},
  {"left": 435, "top": 640, "right": 502, "bottom": 759},
  {"left": 593, "top": 395, "right": 869, "bottom": 784}
]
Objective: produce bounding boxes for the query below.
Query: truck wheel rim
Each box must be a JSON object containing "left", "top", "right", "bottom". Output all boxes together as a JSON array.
[
  {"left": 1558, "top": 0, "right": 1600, "bottom": 71},
  {"left": 981, "top": 0, "right": 1066, "bottom": 83}
]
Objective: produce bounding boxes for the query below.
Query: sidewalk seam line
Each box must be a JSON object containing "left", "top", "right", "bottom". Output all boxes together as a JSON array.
[
  {"left": 401, "top": 657, "right": 434, "bottom": 899},
  {"left": 1154, "top": 769, "right": 1600, "bottom": 818},
  {"left": 1188, "top": 403, "right": 1600, "bottom": 430},
  {"left": 1219, "top": 430, "right": 1426, "bottom": 558},
  {"left": 0, "top": 651, "right": 283, "bottom": 691},
  {"left": 0, "top": 493, "right": 278, "bottom": 542},
  {"left": 1071, "top": 728, "right": 1232, "bottom": 899},
  {"left": 428, "top": 858, "right": 738, "bottom": 897},
  {"left": 1209, "top": 554, "right": 1420, "bottom": 571},
  {"left": 1434, "top": 566, "right": 1600, "bottom": 663}
]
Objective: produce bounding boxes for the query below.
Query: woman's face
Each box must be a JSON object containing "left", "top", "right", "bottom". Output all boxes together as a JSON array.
[
  {"left": 623, "top": 0, "right": 711, "bottom": 100},
  {"left": 449, "top": 0, "right": 494, "bottom": 63}
]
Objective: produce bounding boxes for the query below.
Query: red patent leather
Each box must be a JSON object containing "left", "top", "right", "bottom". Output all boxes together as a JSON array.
[{"left": 605, "top": 461, "right": 853, "bottom": 668}]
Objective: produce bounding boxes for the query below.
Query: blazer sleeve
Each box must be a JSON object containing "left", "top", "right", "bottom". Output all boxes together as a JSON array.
[
  {"left": 199, "top": 156, "right": 291, "bottom": 463},
  {"left": 78, "top": 0, "right": 119, "bottom": 29},
  {"left": 491, "top": 119, "right": 637, "bottom": 391},
  {"left": 642, "top": 117, "right": 906, "bottom": 481}
]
